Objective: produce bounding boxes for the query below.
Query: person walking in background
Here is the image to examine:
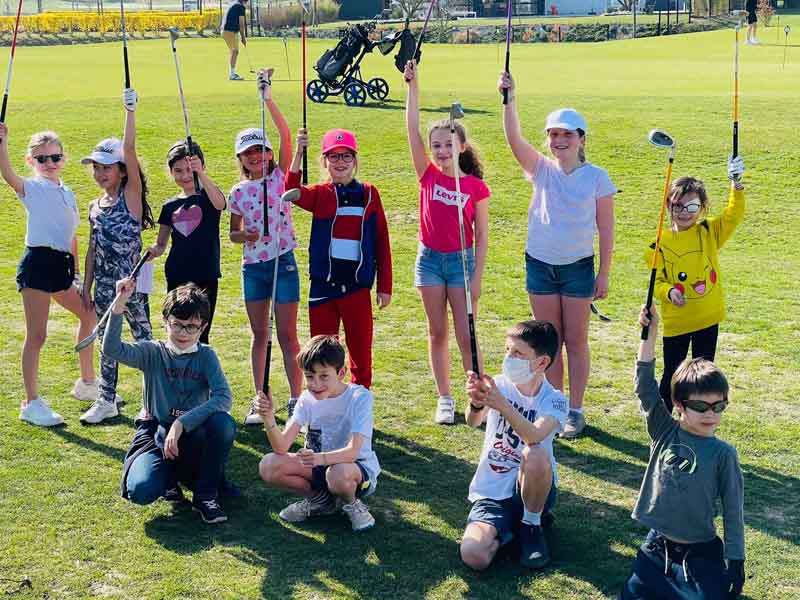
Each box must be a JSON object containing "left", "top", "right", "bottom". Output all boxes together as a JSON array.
[{"left": 222, "top": 0, "right": 248, "bottom": 80}]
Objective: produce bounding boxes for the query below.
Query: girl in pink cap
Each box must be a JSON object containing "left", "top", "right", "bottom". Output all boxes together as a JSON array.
[
  {"left": 404, "top": 60, "right": 490, "bottom": 426},
  {"left": 229, "top": 69, "right": 303, "bottom": 425},
  {"left": 499, "top": 72, "right": 616, "bottom": 439},
  {"left": 286, "top": 127, "right": 392, "bottom": 392}
]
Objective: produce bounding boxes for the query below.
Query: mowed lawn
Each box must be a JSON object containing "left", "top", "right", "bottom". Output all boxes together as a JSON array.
[{"left": 1, "top": 22, "right": 799, "bottom": 599}]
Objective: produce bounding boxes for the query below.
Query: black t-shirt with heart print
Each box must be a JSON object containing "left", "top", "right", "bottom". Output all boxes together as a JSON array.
[{"left": 158, "top": 190, "right": 223, "bottom": 284}]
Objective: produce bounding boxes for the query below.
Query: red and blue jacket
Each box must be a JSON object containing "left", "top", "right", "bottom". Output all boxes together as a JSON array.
[{"left": 286, "top": 171, "right": 392, "bottom": 307}]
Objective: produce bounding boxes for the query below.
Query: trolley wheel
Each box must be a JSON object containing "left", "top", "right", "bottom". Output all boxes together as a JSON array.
[
  {"left": 366, "top": 77, "right": 389, "bottom": 100},
  {"left": 343, "top": 81, "right": 367, "bottom": 106},
  {"left": 306, "top": 79, "right": 329, "bottom": 103}
]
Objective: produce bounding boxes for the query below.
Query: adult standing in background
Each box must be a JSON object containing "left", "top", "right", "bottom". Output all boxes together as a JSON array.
[
  {"left": 746, "top": 0, "right": 759, "bottom": 45},
  {"left": 222, "top": 0, "right": 249, "bottom": 80}
]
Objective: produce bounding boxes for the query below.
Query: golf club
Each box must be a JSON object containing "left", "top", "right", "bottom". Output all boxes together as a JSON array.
[
  {"left": 259, "top": 67, "right": 274, "bottom": 239},
  {"left": 0, "top": 0, "right": 24, "bottom": 143},
  {"left": 120, "top": 0, "right": 131, "bottom": 88},
  {"left": 502, "top": 0, "right": 513, "bottom": 105},
  {"left": 404, "top": 0, "right": 437, "bottom": 82},
  {"left": 590, "top": 303, "right": 611, "bottom": 322},
  {"left": 642, "top": 129, "right": 676, "bottom": 341},
  {"left": 74, "top": 251, "right": 151, "bottom": 352},
  {"left": 283, "top": 35, "right": 291, "bottom": 79},
  {"left": 732, "top": 23, "right": 739, "bottom": 158},
  {"left": 449, "top": 101, "right": 480, "bottom": 376},
  {"left": 243, "top": 42, "right": 256, "bottom": 74},
  {"left": 784, "top": 25, "right": 791, "bottom": 70},
  {"left": 300, "top": 0, "right": 309, "bottom": 184},
  {"left": 168, "top": 28, "right": 201, "bottom": 194},
  {"left": 261, "top": 189, "right": 300, "bottom": 403}
]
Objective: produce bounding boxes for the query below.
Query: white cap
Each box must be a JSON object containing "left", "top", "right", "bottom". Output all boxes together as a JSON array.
[
  {"left": 235, "top": 127, "right": 272, "bottom": 155},
  {"left": 544, "top": 108, "right": 588, "bottom": 134},
  {"left": 81, "top": 138, "right": 123, "bottom": 165}
]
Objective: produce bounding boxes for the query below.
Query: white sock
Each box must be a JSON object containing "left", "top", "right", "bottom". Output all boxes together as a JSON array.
[
  {"left": 230, "top": 66, "right": 235, "bottom": 76},
  {"left": 571, "top": 407, "right": 584, "bottom": 414},
  {"left": 522, "top": 509, "right": 541, "bottom": 526}
]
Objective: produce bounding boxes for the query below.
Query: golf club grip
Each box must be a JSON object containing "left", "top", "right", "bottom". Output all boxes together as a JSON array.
[
  {"left": 123, "top": 47, "right": 130, "bottom": 89},
  {"left": 732, "top": 122, "right": 738, "bottom": 158},
  {"left": 468, "top": 314, "right": 479, "bottom": 376},
  {"left": 0, "top": 93, "right": 7, "bottom": 124},
  {"left": 302, "top": 150, "right": 308, "bottom": 185},
  {"left": 262, "top": 339, "right": 273, "bottom": 394},
  {"left": 185, "top": 135, "right": 200, "bottom": 193},
  {"left": 502, "top": 50, "right": 510, "bottom": 104},
  {"left": 641, "top": 269, "right": 657, "bottom": 340}
]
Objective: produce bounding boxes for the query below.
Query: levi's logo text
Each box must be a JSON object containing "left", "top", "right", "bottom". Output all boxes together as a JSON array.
[{"left": 432, "top": 183, "right": 469, "bottom": 208}]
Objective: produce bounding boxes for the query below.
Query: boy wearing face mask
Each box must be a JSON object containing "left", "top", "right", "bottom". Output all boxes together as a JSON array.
[{"left": 460, "top": 320, "right": 568, "bottom": 571}]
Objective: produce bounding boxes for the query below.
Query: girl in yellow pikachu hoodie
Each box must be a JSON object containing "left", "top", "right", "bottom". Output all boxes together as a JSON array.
[{"left": 645, "top": 156, "right": 745, "bottom": 411}]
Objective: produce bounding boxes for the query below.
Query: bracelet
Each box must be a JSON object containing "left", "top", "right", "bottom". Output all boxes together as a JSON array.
[{"left": 470, "top": 402, "right": 484, "bottom": 411}]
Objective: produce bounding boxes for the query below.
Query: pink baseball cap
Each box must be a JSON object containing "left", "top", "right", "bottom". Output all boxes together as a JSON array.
[{"left": 321, "top": 129, "right": 357, "bottom": 155}]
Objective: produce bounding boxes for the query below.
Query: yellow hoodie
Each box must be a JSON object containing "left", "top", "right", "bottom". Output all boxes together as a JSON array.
[{"left": 645, "top": 187, "right": 745, "bottom": 338}]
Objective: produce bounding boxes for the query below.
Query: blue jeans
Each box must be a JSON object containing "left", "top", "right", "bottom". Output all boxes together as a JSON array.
[{"left": 124, "top": 412, "right": 236, "bottom": 504}]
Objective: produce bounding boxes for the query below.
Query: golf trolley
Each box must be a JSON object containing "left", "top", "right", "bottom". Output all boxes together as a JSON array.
[{"left": 307, "top": 20, "right": 407, "bottom": 107}]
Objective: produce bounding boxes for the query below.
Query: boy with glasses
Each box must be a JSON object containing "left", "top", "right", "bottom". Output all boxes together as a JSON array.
[
  {"left": 104, "top": 280, "right": 236, "bottom": 524},
  {"left": 620, "top": 304, "right": 745, "bottom": 600}
]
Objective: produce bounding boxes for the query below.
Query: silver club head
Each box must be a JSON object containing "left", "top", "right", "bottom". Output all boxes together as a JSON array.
[
  {"left": 648, "top": 129, "right": 675, "bottom": 150},
  {"left": 169, "top": 28, "right": 180, "bottom": 43},
  {"left": 450, "top": 102, "right": 465, "bottom": 120},
  {"left": 281, "top": 188, "right": 301, "bottom": 204},
  {"left": 74, "top": 331, "right": 98, "bottom": 353}
]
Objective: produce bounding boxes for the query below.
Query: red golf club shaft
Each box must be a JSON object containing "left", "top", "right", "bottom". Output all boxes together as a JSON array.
[
  {"left": 0, "top": 0, "right": 24, "bottom": 139},
  {"left": 502, "top": 0, "right": 512, "bottom": 105}
]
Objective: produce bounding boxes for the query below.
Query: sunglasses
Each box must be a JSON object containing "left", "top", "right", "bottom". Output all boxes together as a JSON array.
[
  {"left": 682, "top": 399, "right": 728, "bottom": 414},
  {"left": 671, "top": 201, "right": 701, "bottom": 214},
  {"left": 326, "top": 152, "right": 355, "bottom": 164},
  {"left": 166, "top": 320, "right": 204, "bottom": 335},
  {"left": 33, "top": 153, "right": 64, "bottom": 164}
]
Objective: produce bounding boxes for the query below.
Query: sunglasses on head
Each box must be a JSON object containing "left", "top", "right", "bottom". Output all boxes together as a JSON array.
[
  {"left": 33, "top": 153, "right": 64, "bottom": 164},
  {"left": 682, "top": 399, "right": 728, "bottom": 414}
]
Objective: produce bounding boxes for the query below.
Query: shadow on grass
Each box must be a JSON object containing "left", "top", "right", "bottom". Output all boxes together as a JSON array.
[{"left": 49, "top": 412, "right": 138, "bottom": 463}]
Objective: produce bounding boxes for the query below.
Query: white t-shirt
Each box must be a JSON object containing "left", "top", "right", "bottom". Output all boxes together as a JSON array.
[
  {"left": 288, "top": 383, "right": 380, "bottom": 495},
  {"left": 526, "top": 158, "right": 615, "bottom": 265},
  {"left": 467, "top": 375, "right": 569, "bottom": 503},
  {"left": 18, "top": 176, "right": 80, "bottom": 253}
]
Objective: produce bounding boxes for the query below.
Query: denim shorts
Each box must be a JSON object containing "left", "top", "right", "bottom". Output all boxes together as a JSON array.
[
  {"left": 525, "top": 254, "right": 595, "bottom": 298},
  {"left": 414, "top": 243, "right": 475, "bottom": 288},
  {"left": 242, "top": 250, "right": 300, "bottom": 304},
  {"left": 309, "top": 460, "right": 373, "bottom": 499},
  {"left": 467, "top": 481, "right": 557, "bottom": 547},
  {"left": 16, "top": 246, "right": 75, "bottom": 293}
]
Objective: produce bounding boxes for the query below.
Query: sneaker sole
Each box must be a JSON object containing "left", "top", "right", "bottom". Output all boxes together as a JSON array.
[
  {"left": 20, "top": 416, "right": 63, "bottom": 427},
  {"left": 352, "top": 520, "right": 375, "bottom": 532},
  {"left": 520, "top": 554, "right": 550, "bottom": 569},
  {"left": 192, "top": 506, "right": 228, "bottom": 523},
  {"left": 80, "top": 412, "right": 119, "bottom": 425}
]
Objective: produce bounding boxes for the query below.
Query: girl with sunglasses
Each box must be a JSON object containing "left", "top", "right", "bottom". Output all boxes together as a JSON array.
[
  {"left": 645, "top": 155, "right": 746, "bottom": 412},
  {"left": 0, "top": 125, "right": 99, "bottom": 426}
]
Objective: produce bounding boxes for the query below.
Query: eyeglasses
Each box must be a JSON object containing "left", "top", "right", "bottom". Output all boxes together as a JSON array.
[
  {"left": 326, "top": 152, "right": 355, "bottom": 164},
  {"left": 166, "top": 320, "right": 204, "bottom": 335},
  {"left": 682, "top": 399, "right": 728, "bottom": 414},
  {"left": 671, "top": 201, "right": 701, "bottom": 214},
  {"left": 33, "top": 153, "right": 64, "bottom": 164}
]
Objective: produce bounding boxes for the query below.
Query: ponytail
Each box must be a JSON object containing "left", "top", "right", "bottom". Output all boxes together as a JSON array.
[{"left": 428, "top": 120, "right": 485, "bottom": 180}]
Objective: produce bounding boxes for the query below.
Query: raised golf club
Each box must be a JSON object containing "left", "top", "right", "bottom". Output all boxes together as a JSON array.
[
  {"left": 243, "top": 43, "right": 256, "bottom": 74},
  {"left": 300, "top": 0, "right": 309, "bottom": 184},
  {"left": 404, "top": 0, "right": 437, "bottom": 82},
  {"left": 732, "top": 23, "right": 740, "bottom": 158},
  {"left": 502, "top": 0, "right": 513, "bottom": 105},
  {"left": 642, "top": 128, "right": 676, "bottom": 341},
  {"left": 449, "top": 101, "right": 480, "bottom": 376},
  {"left": 120, "top": 0, "right": 131, "bottom": 87},
  {"left": 283, "top": 35, "right": 291, "bottom": 79},
  {"left": 784, "top": 25, "right": 791, "bottom": 69},
  {"left": 0, "top": 0, "right": 24, "bottom": 143},
  {"left": 168, "top": 27, "right": 201, "bottom": 194},
  {"left": 74, "top": 251, "right": 151, "bottom": 352}
]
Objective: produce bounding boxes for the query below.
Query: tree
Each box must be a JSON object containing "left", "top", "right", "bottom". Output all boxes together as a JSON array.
[{"left": 395, "top": 0, "right": 429, "bottom": 19}]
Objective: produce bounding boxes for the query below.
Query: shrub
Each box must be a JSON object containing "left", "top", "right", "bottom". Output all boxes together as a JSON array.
[{"left": 260, "top": 0, "right": 340, "bottom": 30}]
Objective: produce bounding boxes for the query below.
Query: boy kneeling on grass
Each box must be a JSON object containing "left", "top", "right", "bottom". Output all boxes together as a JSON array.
[
  {"left": 461, "top": 320, "right": 569, "bottom": 570},
  {"left": 256, "top": 335, "right": 379, "bottom": 532},
  {"left": 105, "top": 279, "right": 236, "bottom": 524},
  {"left": 620, "top": 305, "right": 745, "bottom": 600}
]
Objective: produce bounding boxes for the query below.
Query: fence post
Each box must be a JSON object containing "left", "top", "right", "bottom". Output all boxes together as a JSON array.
[{"left": 658, "top": 10, "right": 661, "bottom": 35}]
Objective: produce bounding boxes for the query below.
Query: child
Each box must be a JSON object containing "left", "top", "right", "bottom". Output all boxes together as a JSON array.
[
  {"left": 621, "top": 305, "right": 745, "bottom": 600},
  {"left": 148, "top": 141, "right": 226, "bottom": 344},
  {"left": 461, "top": 320, "right": 568, "bottom": 570},
  {"left": 286, "top": 127, "right": 392, "bottom": 391},
  {"left": 404, "top": 60, "right": 490, "bottom": 425},
  {"left": 255, "top": 335, "right": 379, "bottom": 532},
  {"left": 81, "top": 88, "right": 154, "bottom": 424},
  {"left": 229, "top": 70, "right": 302, "bottom": 424},
  {"left": 646, "top": 157, "right": 745, "bottom": 413},
  {"left": 0, "top": 124, "right": 99, "bottom": 426},
  {"left": 106, "top": 279, "right": 236, "bottom": 524},
  {"left": 499, "top": 71, "right": 616, "bottom": 439}
]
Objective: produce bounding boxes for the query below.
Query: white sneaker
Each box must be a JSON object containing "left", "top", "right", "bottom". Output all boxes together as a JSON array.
[
  {"left": 71, "top": 378, "right": 99, "bottom": 401},
  {"left": 229, "top": 72, "right": 243, "bottom": 81},
  {"left": 342, "top": 499, "right": 375, "bottom": 532},
  {"left": 244, "top": 402, "right": 263, "bottom": 425},
  {"left": 80, "top": 399, "right": 119, "bottom": 424},
  {"left": 750, "top": 38, "right": 760, "bottom": 45},
  {"left": 434, "top": 395, "right": 455, "bottom": 425},
  {"left": 278, "top": 497, "right": 338, "bottom": 522},
  {"left": 20, "top": 398, "right": 64, "bottom": 427}
]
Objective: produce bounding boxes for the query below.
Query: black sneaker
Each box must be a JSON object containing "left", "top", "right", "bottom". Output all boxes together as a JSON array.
[
  {"left": 163, "top": 485, "right": 185, "bottom": 504},
  {"left": 192, "top": 498, "right": 228, "bottom": 524},
  {"left": 519, "top": 523, "right": 550, "bottom": 569}
]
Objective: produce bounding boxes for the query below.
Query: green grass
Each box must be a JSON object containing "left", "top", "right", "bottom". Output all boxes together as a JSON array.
[{"left": 1, "top": 26, "right": 799, "bottom": 599}]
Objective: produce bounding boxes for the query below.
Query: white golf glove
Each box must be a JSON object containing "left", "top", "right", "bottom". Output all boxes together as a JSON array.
[
  {"left": 257, "top": 68, "right": 273, "bottom": 101},
  {"left": 727, "top": 155, "right": 745, "bottom": 181},
  {"left": 123, "top": 88, "right": 138, "bottom": 112}
]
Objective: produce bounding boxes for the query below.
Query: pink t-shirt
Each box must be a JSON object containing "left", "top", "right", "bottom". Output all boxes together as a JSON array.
[
  {"left": 418, "top": 163, "right": 490, "bottom": 252},
  {"left": 229, "top": 167, "right": 298, "bottom": 265}
]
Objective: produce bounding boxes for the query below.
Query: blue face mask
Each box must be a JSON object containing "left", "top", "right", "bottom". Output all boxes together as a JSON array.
[{"left": 502, "top": 355, "right": 535, "bottom": 385}]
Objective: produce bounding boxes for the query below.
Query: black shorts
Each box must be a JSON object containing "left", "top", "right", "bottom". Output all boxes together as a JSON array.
[{"left": 16, "top": 246, "right": 75, "bottom": 293}]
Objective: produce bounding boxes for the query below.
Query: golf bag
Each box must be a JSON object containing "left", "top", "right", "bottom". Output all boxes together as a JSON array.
[
  {"left": 315, "top": 23, "right": 371, "bottom": 83},
  {"left": 393, "top": 27, "right": 421, "bottom": 73}
]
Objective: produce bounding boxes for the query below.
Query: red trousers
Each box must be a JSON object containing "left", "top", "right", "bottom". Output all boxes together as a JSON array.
[{"left": 309, "top": 288, "right": 373, "bottom": 389}]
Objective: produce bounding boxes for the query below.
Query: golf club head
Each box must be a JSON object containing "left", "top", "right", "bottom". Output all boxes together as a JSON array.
[
  {"left": 168, "top": 27, "right": 180, "bottom": 43},
  {"left": 74, "top": 331, "right": 98, "bottom": 353},
  {"left": 450, "top": 102, "right": 465, "bottom": 120},
  {"left": 648, "top": 129, "right": 675, "bottom": 150},
  {"left": 281, "top": 188, "right": 301, "bottom": 204}
]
